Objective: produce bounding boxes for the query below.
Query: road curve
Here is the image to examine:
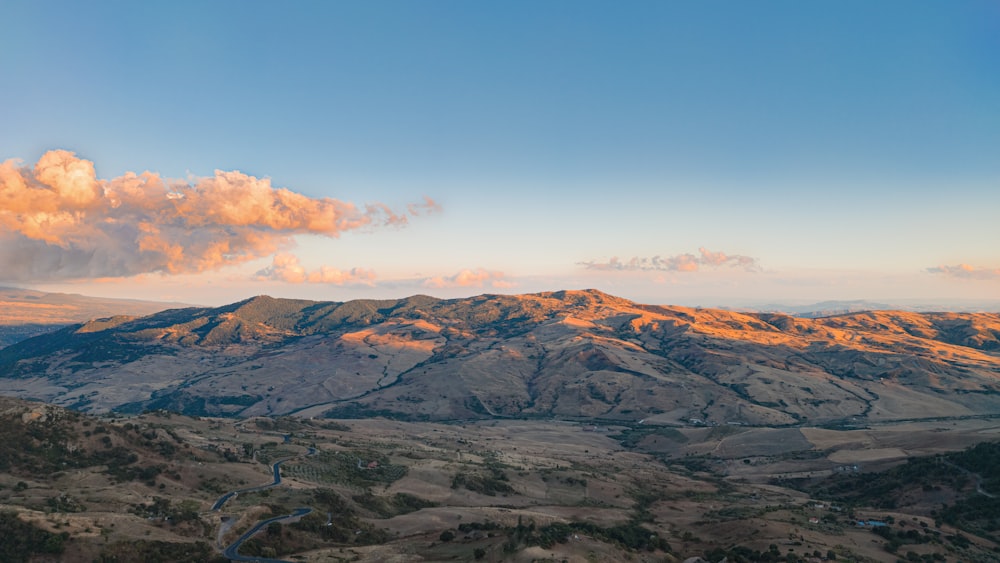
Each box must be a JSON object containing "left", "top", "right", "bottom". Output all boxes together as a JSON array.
[
  {"left": 215, "top": 446, "right": 319, "bottom": 562},
  {"left": 222, "top": 507, "right": 313, "bottom": 562},
  {"left": 212, "top": 457, "right": 292, "bottom": 511}
]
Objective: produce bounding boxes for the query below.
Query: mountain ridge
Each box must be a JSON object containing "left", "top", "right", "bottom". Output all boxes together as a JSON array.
[{"left": 0, "top": 289, "right": 997, "bottom": 424}]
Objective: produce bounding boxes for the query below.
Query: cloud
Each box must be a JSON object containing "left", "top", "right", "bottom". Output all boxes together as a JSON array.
[
  {"left": 926, "top": 263, "right": 1000, "bottom": 281},
  {"left": 255, "top": 253, "right": 376, "bottom": 285},
  {"left": 0, "top": 150, "right": 433, "bottom": 281},
  {"left": 407, "top": 196, "right": 442, "bottom": 216},
  {"left": 579, "top": 247, "right": 760, "bottom": 273},
  {"left": 423, "top": 268, "right": 514, "bottom": 289}
]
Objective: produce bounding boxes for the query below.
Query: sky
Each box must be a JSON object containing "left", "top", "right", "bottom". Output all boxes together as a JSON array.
[{"left": 1, "top": 1, "right": 998, "bottom": 307}]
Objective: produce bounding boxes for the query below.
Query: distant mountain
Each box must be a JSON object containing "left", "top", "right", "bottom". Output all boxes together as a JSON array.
[
  {"left": 747, "top": 300, "right": 893, "bottom": 318},
  {"left": 738, "top": 299, "right": 1000, "bottom": 317},
  {"left": 0, "top": 289, "right": 998, "bottom": 425},
  {"left": 0, "top": 286, "right": 192, "bottom": 348}
]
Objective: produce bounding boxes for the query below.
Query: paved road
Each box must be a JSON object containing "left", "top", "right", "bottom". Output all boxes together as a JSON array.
[
  {"left": 215, "top": 445, "right": 319, "bottom": 561},
  {"left": 211, "top": 458, "right": 291, "bottom": 511},
  {"left": 222, "top": 507, "right": 313, "bottom": 562}
]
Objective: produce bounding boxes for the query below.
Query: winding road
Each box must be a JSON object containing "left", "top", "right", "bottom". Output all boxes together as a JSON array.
[
  {"left": 213, "top": 446, "right": 317, "bottom": 562},
  {"left": 221, "top": 507, "right": 313, "bottom": 563}
]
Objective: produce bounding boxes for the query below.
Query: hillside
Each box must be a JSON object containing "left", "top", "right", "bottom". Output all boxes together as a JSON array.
[
  {"left": 2, "top": 397, "right": 1000, "bottom": 562},
  {"left": 0, "top": 287, "right": 190, "bottom": 348},
  {"left": 0, "top": 289, "right": 997, "bottom": 425}
]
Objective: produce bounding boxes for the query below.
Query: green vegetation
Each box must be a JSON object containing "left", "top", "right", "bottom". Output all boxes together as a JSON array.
[
  {"left": 451, "top": 470, "right": 514, "bottom": 496},
  {"left": 614, "top": 425, "right": 689, "bottom": 448},
  {"left": 452, "top": 454, "right": 513, "bottom": 496},
  {"left": 499, "top": 517, "right": 671, "bottom": 554},
  {"left": 284, "top": 489, "right": 388, "bottom": 546},
  {"left": 950, "top": 440, "right": 1000, "bottom": 493},
  {"left": 702, "top": 544, "right": 832, "bottom": 563},
  {"left": 796, "top": 441, "right": 1000, "bottom": 542},
  {"left": 351, "top": 491, "right": 437, "bottom": 518},
  {"left": 868, "top": 523, "right": 949, "bottom": 556},
  {"left": 282, "top": 450, "right": 406, "bottom": 486},
  {"left": 131, "top": 497, "right": 201, "bottom": 525},
  {"left": 0, "top": 407, "right": 164, "bottom": 480},
  {"left": 940, "top": 493, "right": 1000, "bottom": 541},
  {"left": 0, "top": 511, "right": 66, "bottom": 562},
  {"left": 253, "top": 443, "right": 299, "bottom": 465},
  {"left": 95, "top": 540, "right": 226, "bottom": 563},
  {"left": 116, "top": 392, "right": 262, "bottom": 417},
  {"left": 322, "top": 402, "right": 428, "bottom": 421},
  {"left": 667, "top": 455, "right": 718, "bottom": 474}
]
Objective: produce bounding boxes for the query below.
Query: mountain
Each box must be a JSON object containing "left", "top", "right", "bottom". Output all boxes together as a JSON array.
[
  {"left": 739, "top": 299, "right": 1000, "bottom": 317},
  {"left": 744, "top": 300, "right": 894, "bottom": 318},
  {"left": 0, "top": 289, "right": 998, "bottom": 425},
  {"left": 0, "top": 286, "right": 192, "bottom": 348}
]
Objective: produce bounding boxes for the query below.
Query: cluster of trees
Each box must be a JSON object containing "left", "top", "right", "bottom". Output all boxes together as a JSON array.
[
  {"left": 0, "top": 511, "right": 66, "bottom": 562},
  {"left": 288, "top": 489, "right": 389, "bottom": 545},
  {"left": 869, "top": 524, "right": 943, "bottom": 555},
  {"left": 801, "top": 441, "right": 1000, "bottom": 510},
  {"left": 940, "top": 494, "right": 1000, "bottom": 542},
  {"left": 463, "top": 516, "right": 673, "bottom": 555},
  {"left": 703, "top": 544, "right": 837, "bottom": 563},
  {"left": 451, "top": 469, "right": 513, "bottom": 496},
  {"left": 451, "top": 455, "right": 513, "bottom": 496},
  {"left": 93, "top": 540, "right": 225, "bottom": 563},
  {"left": 795, "top": 440, "right": 1000, "bottom": 552},
  {"left": 130, "top": 497, "right": 201, "bottom": 525},
  {"left": 949, "top": 441, "right": 1000, "bottom": 492},
  {"left": 0, "top": 410, "right": 84, "bottom": 474},
  {"left": 351, "top": 491, "right": 437, "bottom": 518}
]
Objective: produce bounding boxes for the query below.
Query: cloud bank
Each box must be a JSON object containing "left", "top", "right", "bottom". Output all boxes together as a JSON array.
[
  {"left": 255, "top": 254, "right": 376, "bottom": 285},
  {"left": 926, "top": 264, "right": 1000, "bottom": 281},
  {"left": 0, "top": 150, "right": 435, "bottom": 281},
  {"left": 423, "top": 268, "right": 514, "bottom": 289},
  {"left": 580, "top": 248, "right": 759, "bottom": 272}
]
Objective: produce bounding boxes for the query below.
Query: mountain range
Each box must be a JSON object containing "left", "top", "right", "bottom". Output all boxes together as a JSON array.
[{"left": 0, "top": 289, "right": 998, "bottom": 426}]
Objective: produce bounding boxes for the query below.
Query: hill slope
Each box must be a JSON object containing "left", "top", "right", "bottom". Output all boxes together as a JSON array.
[
  {"left": 0, "top": 286, "right": 191, "bottom": 348},
  {"left": 0, "top": 289, "right": 998, "bottom": 423}
]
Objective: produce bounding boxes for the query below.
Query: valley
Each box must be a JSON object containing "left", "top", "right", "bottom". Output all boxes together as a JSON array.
[{"left": 2, "top": 397, "right": 1000, "bottom": 562}]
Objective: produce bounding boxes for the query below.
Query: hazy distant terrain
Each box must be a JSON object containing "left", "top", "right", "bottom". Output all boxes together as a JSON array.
[
  {"left": 0, "top": 289, "right": 997, "bottom": 426},
  {"left": 741, "top": 299, "right": 1000, "bottom": 318},
  {"left": 0, "top": 287, "right": 190, "bottom": 348}
]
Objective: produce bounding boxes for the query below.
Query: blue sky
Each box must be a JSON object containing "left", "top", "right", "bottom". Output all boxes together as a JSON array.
[{"left": 1, "top": 1, "right": 998, "bottom": 306}]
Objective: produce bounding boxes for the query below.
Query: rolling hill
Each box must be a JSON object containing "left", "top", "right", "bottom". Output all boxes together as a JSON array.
[
  {"left": 0, "top": 287, "right": 191, "bottom": 348},
  {"left": 0, "top": 289, "right": 997, "bottom": 425}
]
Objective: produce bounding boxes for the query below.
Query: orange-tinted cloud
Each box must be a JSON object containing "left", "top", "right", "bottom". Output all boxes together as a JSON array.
[
  {"left": 579, "top": 247, "right": 759, "bottom": 273},
  {"left": 926, "top": 264, "right": 1000, "bottom": 281},
  {"left": 255, "top": 253, "right": 376, "bottom": 285},
  {"left": 0, "top": 150, "right": 433, "bottom": 281},
  {"left": 423, "top": 268, "right": 514, "bottom": 289}
]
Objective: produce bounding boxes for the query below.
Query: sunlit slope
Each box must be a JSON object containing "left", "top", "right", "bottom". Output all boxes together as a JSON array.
[{"left": 0, "top": 290, "right": 997, "bottom": 423}]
